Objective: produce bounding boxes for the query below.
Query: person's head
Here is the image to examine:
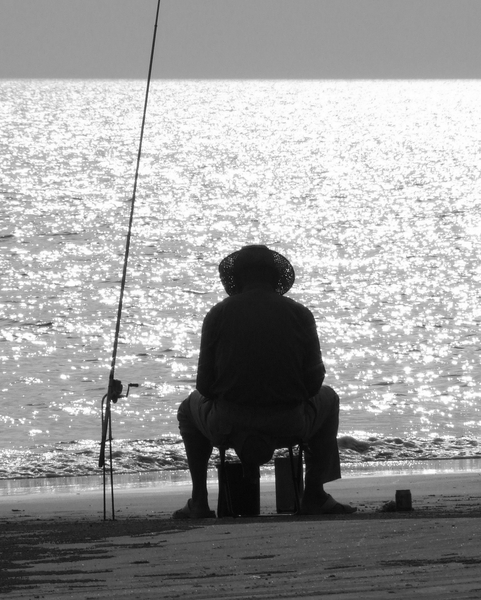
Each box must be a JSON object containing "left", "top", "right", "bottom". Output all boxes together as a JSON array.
[{"left": 218, "top": 244, "right": 295, "bottom": 296}]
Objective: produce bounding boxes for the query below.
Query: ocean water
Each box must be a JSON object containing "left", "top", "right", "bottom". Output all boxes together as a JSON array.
[{"left": 1, "top": 79, "right": 481, "bottom": 481}]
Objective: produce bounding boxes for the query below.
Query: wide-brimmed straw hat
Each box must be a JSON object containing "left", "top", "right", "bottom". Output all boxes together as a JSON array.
[{"left": 218, "top": 245, "right": 295, "bottom": 296}]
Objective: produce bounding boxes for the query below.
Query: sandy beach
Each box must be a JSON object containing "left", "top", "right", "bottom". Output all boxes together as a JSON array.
[{"left": 1, "top": 469, "right": 481, "bottom": 599}]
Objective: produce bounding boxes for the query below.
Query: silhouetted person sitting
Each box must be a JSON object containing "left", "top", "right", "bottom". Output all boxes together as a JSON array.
[{"left": 173, "top": 245, "right": 356, "bottom": 518}]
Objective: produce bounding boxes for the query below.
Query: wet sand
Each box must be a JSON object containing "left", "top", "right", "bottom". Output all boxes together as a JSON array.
[{"left": 1, "top": 472, "right": 481, "bottom": 599}]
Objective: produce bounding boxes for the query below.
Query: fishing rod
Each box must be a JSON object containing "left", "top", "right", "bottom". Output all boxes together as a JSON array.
[{"left": 99, "top": 0, "right": 162, "bottom": 521}]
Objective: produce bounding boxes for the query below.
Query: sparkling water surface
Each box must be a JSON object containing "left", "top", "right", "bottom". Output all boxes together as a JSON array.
[{"left": 1, "top": 79, "right": 481, "bottom": 479}]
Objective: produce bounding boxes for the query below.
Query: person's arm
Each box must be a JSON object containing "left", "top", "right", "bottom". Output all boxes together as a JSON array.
[
  {"left": 303, "top": 310, "right": 325, "bottom": 396},
  {"left": 196, "top": 307, "right": 218, "bottom": 398}
]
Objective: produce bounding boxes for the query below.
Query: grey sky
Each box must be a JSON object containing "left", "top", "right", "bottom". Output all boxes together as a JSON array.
[{"left": 1, "top": 0, "right": 481, "bottom": 78}]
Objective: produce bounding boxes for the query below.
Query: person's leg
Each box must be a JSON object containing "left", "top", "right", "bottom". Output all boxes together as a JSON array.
[
  {"left": 301, "top": 386, "right": 356, "bottom": 514},
  {"left": 176, "top": 391, "right": 215, "bottom": 515},
  {"left": 181, "top": 428, "right": 213, "bottom": 512}
]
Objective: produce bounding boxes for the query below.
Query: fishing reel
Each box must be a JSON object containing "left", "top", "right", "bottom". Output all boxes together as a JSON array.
[{"left": 109, "top": 379, "right": 139, "bottom": 403}]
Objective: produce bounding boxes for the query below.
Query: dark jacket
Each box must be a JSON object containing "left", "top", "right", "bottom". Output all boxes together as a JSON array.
[{"left": 196, "top": 288, "right": 325, "bottom": 407}]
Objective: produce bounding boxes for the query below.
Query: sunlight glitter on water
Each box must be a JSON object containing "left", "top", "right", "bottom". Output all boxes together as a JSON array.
[{"left": 1, "top": 79, "right": 481, "bottom": 463}]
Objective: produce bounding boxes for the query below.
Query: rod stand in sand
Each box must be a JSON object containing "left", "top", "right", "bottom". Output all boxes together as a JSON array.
[{"left": 99, "top": 380, "right": 139, "bottom": 520}]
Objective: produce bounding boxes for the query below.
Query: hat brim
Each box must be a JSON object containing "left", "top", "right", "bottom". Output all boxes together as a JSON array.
[{"left": 219, "top": 246, "right": 295, "bottom": 296}]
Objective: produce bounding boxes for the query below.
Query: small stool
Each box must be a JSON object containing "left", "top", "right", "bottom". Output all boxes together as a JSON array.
[{"left": 217, "top": 443, "right": 304, "bottom": 517}]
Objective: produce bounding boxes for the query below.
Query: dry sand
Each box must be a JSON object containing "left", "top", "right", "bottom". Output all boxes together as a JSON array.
[{"left": 1, "top": 470, "right": 481, "bottom": 599}]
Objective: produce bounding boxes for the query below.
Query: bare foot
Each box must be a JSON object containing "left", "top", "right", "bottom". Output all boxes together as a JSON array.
[
  {"left": 172, "top": 499, "right": 215, "bottom": 519},
  {"left": 301, "top": 494, "right": 357, "bottom": 515}
]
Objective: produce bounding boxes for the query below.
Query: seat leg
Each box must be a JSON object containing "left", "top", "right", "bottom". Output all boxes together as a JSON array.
[
  {"left": 288, "top": 445, "right": 303, "bottom": 514},
  {"left": 218, "top": 447, "right": 236, "bottom": 518}
]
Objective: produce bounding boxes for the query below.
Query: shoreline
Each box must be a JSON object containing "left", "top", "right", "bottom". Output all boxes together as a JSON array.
[{"left": 1, "top": 455, "right": 481, "bottom": 497}]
